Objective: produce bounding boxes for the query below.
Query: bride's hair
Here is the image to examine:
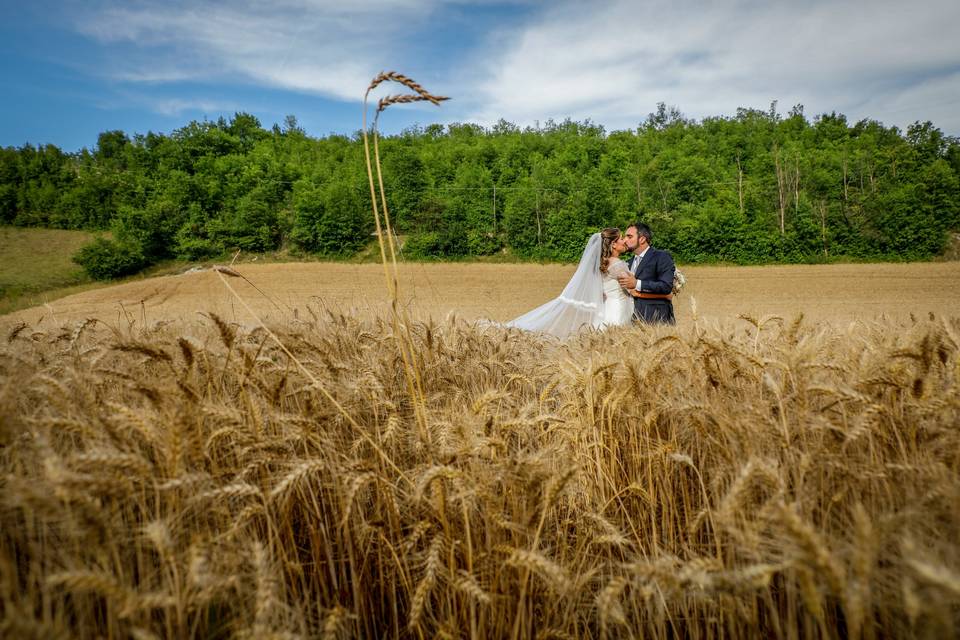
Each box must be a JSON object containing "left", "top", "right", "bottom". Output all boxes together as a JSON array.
[{"left": 599, "top": 227, "right": 620, "bottom": 275}]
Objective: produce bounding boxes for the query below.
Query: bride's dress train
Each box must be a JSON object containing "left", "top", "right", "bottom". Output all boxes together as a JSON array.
[{"left": 506, "top": 234, "right": 633, "bottom": 338}]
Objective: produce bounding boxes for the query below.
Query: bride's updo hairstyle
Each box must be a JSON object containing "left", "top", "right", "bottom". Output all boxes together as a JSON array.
[{"left": 599, "top": 227, "right": 620, "bottom": 275}]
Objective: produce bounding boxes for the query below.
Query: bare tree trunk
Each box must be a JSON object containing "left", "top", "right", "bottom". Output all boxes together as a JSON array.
[
  {"left": 774, "top": 144, "right": 786, "bottom": 235},
  {"left": 535, "top": 188, "right": 541, "bottom": 247},
  {"left": 736, "top": 154, "right": 745, "bottom": 215},
  {"left": 842, "top": 153, "right": 849, "bottom": 214},
  {"left": 793, "top": 154, "right": 800, "bottom": 217},
  {"left": 819, "top": 200, "right": 829, "bottom": 258},
  {"left": 657, "top": 179, "right": 669, "bottom": 213}
]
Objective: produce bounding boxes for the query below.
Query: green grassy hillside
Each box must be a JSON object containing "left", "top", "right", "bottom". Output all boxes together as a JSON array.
[{"left": 0, "top": 226, "right": 97, "bottom": 314}]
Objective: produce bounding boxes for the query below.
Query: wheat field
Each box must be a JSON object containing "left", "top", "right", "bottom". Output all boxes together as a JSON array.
[
  {"left": 4, "top": 261, "right": 960, "bottom": 329},
  {"left": 1, "top": 263, "right": 959, "bottom": 639}
]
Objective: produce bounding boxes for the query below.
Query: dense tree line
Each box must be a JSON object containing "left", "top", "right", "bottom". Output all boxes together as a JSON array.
[{"left": 1, "top": 104, "right": 958, "bottom": 278}]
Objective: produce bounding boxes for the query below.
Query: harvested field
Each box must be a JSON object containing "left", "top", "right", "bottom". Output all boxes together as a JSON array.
[{"left": 2, "top": 261, "right": 959, "bottom": 328}]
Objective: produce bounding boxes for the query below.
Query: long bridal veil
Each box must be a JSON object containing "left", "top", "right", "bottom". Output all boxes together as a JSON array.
[{"left": 506, "top": 233, "right": 604, "bottom": 338}]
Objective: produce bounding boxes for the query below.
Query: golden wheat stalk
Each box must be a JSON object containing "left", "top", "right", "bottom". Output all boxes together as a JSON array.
[
  {"left": 3, "top": 286, "right": 960, "bottom": 637},
  {"left": 377, "top": 93, "right": 450, "bottom": 114},
  {"left": 361, "top": 71, "right": 449, "bottom": 448},
  {"left": 213, "top": 268, "right": 411, "bottom": 486},
  {"left": 367, "top": 71, "right": 447, "bottom": 105}
]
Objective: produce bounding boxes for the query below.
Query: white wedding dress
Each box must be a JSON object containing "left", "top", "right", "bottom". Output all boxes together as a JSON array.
[
  {"left": 602, "top": 260, "right": 635, "bottom": 327},
  {"left": 506, "top": 234, "right": 633, "bottom": 338}
]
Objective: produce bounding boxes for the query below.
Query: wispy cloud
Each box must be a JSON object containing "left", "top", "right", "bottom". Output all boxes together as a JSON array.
[
  {"left": 66, "top": 0, "right": 960, "bottom": 134},
  {"left": 88, "top": 87, "right": 239, "bottom": 117},
  {"left": 466, "top": 0, "right": 960, "bottom": 132},
  {"left": 150, "top": 97, "right": 236, "bottom": 117},
  {"left": 73, "top": 0, "right": 444, "bottom": 99}
]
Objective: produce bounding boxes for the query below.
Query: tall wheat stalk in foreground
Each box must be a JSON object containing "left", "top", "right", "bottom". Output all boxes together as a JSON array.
[
  {"left": 361, "top": 71, "right": 449, "bottom": 450},
  {"left": 1, "top": 310, "right": 959, "bottom": 638}
]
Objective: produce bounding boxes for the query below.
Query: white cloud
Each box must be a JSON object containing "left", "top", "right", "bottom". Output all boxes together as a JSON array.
[
  {"left": 68, "top": 0, "right": 960, "bottom": 133},
  {"left": 465, "top": 0, "right": 960, "bottom": 133},
  {"left": 151, "top": 97, "right": 235, "bottom": 116},
  {"left": 74, "top": 0, "right": 444, "bottom": 100},
  {"left": 89, "top": 88, "right": 239, "bottom": 117},
  {"left": 857, "top": 70, "right": 960, "bottom": 132}
]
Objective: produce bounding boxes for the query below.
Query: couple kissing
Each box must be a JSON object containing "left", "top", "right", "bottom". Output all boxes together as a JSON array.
[{"left": 507, "top": 222, "right": 677, "bottom": 338}]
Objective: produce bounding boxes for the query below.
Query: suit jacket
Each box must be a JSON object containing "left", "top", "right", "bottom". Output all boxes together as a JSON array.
[{"left": 631, "top": 247, "right": 676, "bottom": 324}]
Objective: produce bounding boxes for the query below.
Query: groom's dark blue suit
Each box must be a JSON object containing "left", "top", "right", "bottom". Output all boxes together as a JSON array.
[{"left": 630, "top": 247, "right": 676, "bottom": 325}]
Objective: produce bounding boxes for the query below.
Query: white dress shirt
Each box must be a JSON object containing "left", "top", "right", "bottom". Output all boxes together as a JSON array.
[{"left": 629, "top": 247, "right": 649, "bottom": 291}]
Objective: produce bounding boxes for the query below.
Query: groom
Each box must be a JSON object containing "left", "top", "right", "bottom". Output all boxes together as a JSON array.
[{"left": 617, "top": 222, "right": 676, "bottom": 325}]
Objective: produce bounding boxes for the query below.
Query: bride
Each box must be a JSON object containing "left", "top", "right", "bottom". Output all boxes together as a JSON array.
[{"left": 506, "top": 228, "right": 634, "bottom": 338}]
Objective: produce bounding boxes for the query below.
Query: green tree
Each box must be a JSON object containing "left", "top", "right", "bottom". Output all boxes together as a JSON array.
[
  {"left": 503, "top": 176, "right": 544, "bottom": 256},
  {"left": 290, "top": 176, "right": 369, "bottom": 255},
  {"left": 382, "top": 146, "right": 427, "bottom": 231},
  {"left": 2, "top": 108, "right": 958, "bottom": 270}
]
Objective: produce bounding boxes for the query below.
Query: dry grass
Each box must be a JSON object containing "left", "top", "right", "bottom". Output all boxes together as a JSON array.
[
  {"left": 1, "top": 305, "right": 958, "bottom": 638},
  {"left": 2, "top": 260, "right": 959, "bottom": 328}
]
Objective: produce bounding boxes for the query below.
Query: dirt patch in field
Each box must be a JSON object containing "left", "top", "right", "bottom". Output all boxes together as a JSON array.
[{"left": 2, "top": 261, "right": 959, "bottom": 330}]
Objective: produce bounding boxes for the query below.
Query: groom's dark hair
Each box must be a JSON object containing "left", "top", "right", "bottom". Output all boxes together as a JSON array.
[{"left": 629, "top": 222, "right": 653, "bottom": 243}]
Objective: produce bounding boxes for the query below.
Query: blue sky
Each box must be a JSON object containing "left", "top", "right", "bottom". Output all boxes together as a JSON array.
[{"left": 3, "top": 0, "right": 959, "bottom": 152}]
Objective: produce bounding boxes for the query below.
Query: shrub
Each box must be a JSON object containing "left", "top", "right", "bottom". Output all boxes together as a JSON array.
[
  {"left": 466, "top": 229, "right": 502, "bottom": 255},
  {"left": 174, "top": 233, "right": 222, "bottom": 261},
  {"left": 72, "top": 236, "right": 146, "bottom": 280},
  {"left": 403, "top": 226, "right": 469, "bottom": 259}
]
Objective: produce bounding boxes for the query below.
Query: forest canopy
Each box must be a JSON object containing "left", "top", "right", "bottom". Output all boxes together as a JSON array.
[{"left": 1, "top": 104, "right": 958, "bottom": 279}]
